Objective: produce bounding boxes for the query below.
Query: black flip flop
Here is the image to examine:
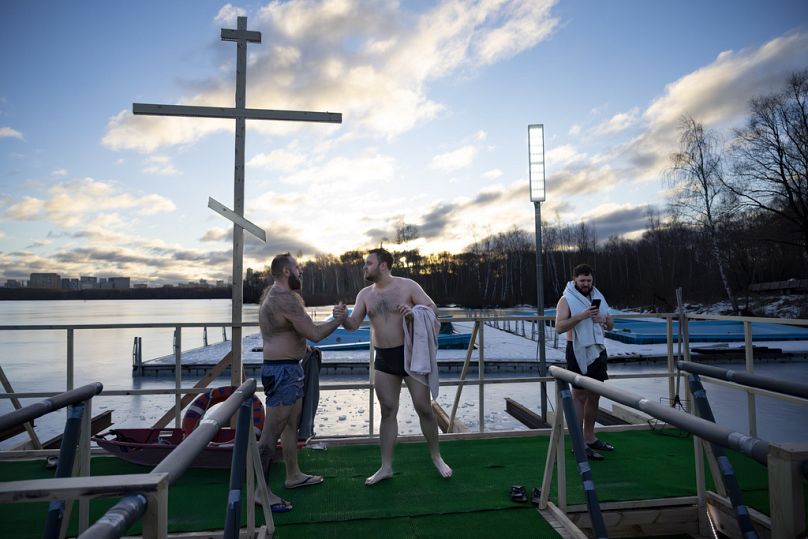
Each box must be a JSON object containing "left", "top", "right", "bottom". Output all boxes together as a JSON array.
[
  {"left": 587, "top": 439, "right": 614, "bottom": 452},
  {"left": 510, "top": 485, "right": 528, "bottom": 503}
]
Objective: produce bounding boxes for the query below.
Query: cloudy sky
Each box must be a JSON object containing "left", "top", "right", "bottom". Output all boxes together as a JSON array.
[{"left": 1, "top": 1, "right": 806, "bottom": 284}]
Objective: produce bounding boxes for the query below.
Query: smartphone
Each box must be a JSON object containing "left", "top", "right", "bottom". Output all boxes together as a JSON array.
[{"left": 591, "top": 299, "right": 601, "bottom": 309}]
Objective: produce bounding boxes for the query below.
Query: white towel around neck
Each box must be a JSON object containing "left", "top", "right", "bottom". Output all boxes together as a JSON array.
[{"left": 563, "top": 281, "right": 609, "bottom": 375}]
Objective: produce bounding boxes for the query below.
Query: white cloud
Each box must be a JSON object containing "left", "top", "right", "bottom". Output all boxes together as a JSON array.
[
  {"left": 0, "top": 127, "right": 23, "bottom": 140},
  {"left": 142, "top": 155, "right": 181, "bottom": 176},
  {"left": 550, "top": 30, "right": 808, "bottom": 199},
  {"left": 591, "top": 107, "right": 639, "bottom": 135},
  {"left": 568, "top": 124, "right": 581, "bottom": 136},
  {"left": 6, "top": 196, "right": 44, "bottom": 220},
  {"left": 201, "top": 227, "right": 230, "bottom": 242},
  {"left": 430, "top": 145, "right": 476, "bottom": 171},
  {"left": 482, "top": 169, "right": 503, "bottom": 180},
  {"left": 3, "top": 178, "right": 176, "bottom": 227},
  {"left": 51, "top": 168, "right": 68, "bottom": 176},
  {"left": 546, "top": 144, "right": 583, "bottom": 166},
  {"left": 102, "top": 0, "right": 559, "bottom": 151},
  {"left": 247, "top": 146, "right": 309, "bottom": 172},
  {"left": 214, "top": 3, "right": 247, "bottom": 26}
]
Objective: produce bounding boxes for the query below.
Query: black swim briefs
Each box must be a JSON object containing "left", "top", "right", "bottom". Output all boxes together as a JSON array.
[
  {"left": 565, "top": 341, "right": 608, "bottom": 388},
  {"left": 374, "top": 345, "right": 408, "bottom": 377}
]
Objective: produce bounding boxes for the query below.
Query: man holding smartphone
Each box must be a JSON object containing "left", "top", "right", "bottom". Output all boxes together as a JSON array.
[{"left": 555, "top": 263, "right": 614, "bottom": 460}]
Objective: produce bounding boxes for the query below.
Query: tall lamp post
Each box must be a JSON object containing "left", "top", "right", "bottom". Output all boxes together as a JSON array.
[{"left": 528, "top": 124, "right": 547, "bottom": 421}]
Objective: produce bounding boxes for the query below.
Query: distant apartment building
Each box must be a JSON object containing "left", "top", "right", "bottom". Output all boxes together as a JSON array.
[
  {"left": 61, "top": 278, "right": 80, "bottom": 290},
  {"left": 108, "top": 277, "right": 131, "bottom": 289},
  {"left": 216, "top": 280, "right": 224, "bottom": 287},
  {"left": 133, "top": 283, "right": 148, "bottom": 289},
  {"left": 80, "top": 276, "right": 98, "bottom": 290},
  {"left": 4, "top": 279, "right": 22, "bottom": 288},
  {"left": 29, "top": 273, "right": 61, "bottom": 289}
]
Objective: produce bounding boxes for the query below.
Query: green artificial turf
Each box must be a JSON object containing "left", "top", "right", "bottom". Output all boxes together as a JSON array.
[{"left": 1, "top": 430, "right": 804, "bottom": 538}]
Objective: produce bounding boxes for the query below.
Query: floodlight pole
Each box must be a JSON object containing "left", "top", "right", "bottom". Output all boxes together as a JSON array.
[
  {"left": 528, "top": 123, "right": 547, "bottom": 422},
  {"left": 535, "top": 201, "right": 547, "bottom": 421}
]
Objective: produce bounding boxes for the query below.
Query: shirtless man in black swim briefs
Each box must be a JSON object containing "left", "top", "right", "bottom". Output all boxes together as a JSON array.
[
  {"left": 256, "top": 253, "right": 346, "bottom": 512},
  {"left": 341, "top": 248, "right": 452, "bottom": 485}
]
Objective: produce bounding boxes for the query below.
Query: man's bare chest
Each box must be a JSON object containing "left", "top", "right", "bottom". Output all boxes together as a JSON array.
[{"left": 365, "top": 289, "right": 408, "bottom": 318}]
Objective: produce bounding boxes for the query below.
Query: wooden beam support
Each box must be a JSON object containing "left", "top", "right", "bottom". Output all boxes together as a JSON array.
[
  {"left": 505, "top": 397, "right": 550, "bottom": 429},
  {"left": 0, "top": 473, "right": 168, "bottom": 503},
  {"left": 132, "top": 103, "right": 342, "bottom": 123}
]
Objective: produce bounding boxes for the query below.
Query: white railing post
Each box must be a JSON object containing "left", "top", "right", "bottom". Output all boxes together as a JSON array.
[
  {"left": 744, "top": 320, "right": 757, "bottom": 437},
  {"left": 666, "top": 316, "right": 675, "bottom": 404},
  {"left": 174, "top": 327, "right": 182, "bottom": 428},
  {"left": 78, "top": 397, "right": 92, "bottom": 532},
  {"left": 478, "top": 321, "right": 485, "bottom": 432},
  {"left": 66, "top": 328, "right": 74, "bottom": 391}
]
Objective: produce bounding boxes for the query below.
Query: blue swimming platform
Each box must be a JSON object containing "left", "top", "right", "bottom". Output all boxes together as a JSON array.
[{"left": 607, "top": 316, "right": 808, "bottom": 344}]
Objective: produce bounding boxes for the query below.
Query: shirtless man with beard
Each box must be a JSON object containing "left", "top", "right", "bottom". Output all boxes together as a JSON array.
[
  {"left": 340, "top": 248, "right": 452, "bottom": 485},
  {"left": 256, "top": 253, "right": 346, "bottom": 512}
]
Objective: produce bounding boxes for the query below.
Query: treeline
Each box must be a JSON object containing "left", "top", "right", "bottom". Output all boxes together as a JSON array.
[{"left": 242, "top": 206, "right": 806, "bottom": 312}]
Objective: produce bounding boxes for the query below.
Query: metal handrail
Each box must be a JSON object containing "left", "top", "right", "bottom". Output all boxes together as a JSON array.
[
  {"left": 79, "top": 378, "right": 258, "bottom": 539},
  {"left": 678, "top": 360, "right": 808, "bottom": 400},
  {"left": 549, "top": 365, "right": 770, "bottom": 466},
  {"left": 0, "top": 383, "right": 103, "bottom": 432}
]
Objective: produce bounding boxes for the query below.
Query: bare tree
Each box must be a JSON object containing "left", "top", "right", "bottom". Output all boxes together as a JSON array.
[
  {"left": 666, "top": 115, "right": 739, "bottom": 312},
  {"left": 727, "top": 69, "right": 808, "bottom": 260}
]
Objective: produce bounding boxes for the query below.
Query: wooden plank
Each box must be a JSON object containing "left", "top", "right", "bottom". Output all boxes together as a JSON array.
[
  {"left": 544, "top": 502, "right": 589, "bottom": 539},
  {"left": 220, "top": 28, "right": 261, "bottom": 42},
  {"left": 432, "top": 401, "right": 468, "bottom": 433},
  {"left": 768, "top": 441, "right": 808, "bottom": 539},
  {"left": 566, "top": 495, "right": 699, "bottom": 513},
  {"left": 505, "top": 397, "right": 550, "bottom": 428},
  {"left": 151, "top": 351, "right": 233, "bottom": 429},
  {"left": 705, "top": 490, "right": 771, "bottom": 534},
  {"left": 208, "top": 197, "right": 266, "bottom": 242},
  {"left": 594, "top": 406, "right": 630, "bottom": 426},
  {"left": 132, "top": 103, "right": 342, "bottom": 123},
  {"left": 0, "top": 473, "right": 168, "bottom": 503}
]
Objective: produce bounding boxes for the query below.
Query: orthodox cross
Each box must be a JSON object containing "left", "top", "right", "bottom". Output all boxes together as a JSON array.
[{"left": 134, "top": 16, "right": 342, "bottom": 387}]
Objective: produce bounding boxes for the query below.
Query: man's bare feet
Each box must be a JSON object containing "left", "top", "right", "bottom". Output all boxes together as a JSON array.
[
  {"left": 433, "top": 456, "right": 452, "bottom": 478},
  {"left": 365, "top": 466, "right": 393, "bottom": 486}
]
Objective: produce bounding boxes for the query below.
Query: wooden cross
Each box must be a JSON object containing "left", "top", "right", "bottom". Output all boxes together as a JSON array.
[{"left": 134, "top": 16, "right": 342, "bottom": 387}]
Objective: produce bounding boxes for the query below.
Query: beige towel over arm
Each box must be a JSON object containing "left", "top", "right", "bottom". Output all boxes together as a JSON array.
[{"left": 403, "top": 305, "right": 440, "bottom": 398}]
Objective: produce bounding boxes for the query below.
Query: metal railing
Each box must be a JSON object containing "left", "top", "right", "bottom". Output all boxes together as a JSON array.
[
  {"left": 0, "top": 383, "right": 102, "bottom": 537},
  {"left": 1, "top": 312, "right": 807, "bottom": 443},
  {"left": 78, "top": 378, "right": 271, "bottom": 539},
  {"left": 545, "top": 365, "right": 808, "bottom": 538}
]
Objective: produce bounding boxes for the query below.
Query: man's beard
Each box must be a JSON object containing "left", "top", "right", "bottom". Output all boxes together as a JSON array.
[
  {"left": 364, "top": 270, "right": 378, "bottom": 283},
  {"left": 289, "top": 273, "right": 302, "bottom": 290},
  {"left": 575, "top": 283, "right": 591, "bottom": 296}
]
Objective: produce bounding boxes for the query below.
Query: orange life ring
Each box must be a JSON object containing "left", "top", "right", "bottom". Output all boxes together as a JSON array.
[{"left": 182, "top": 386, "right": 265, "bottom": 437}]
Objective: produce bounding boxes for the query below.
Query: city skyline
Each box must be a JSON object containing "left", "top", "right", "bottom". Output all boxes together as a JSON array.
[{"left": 1, "top": 1, "right": 807, "bottom": 285}]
